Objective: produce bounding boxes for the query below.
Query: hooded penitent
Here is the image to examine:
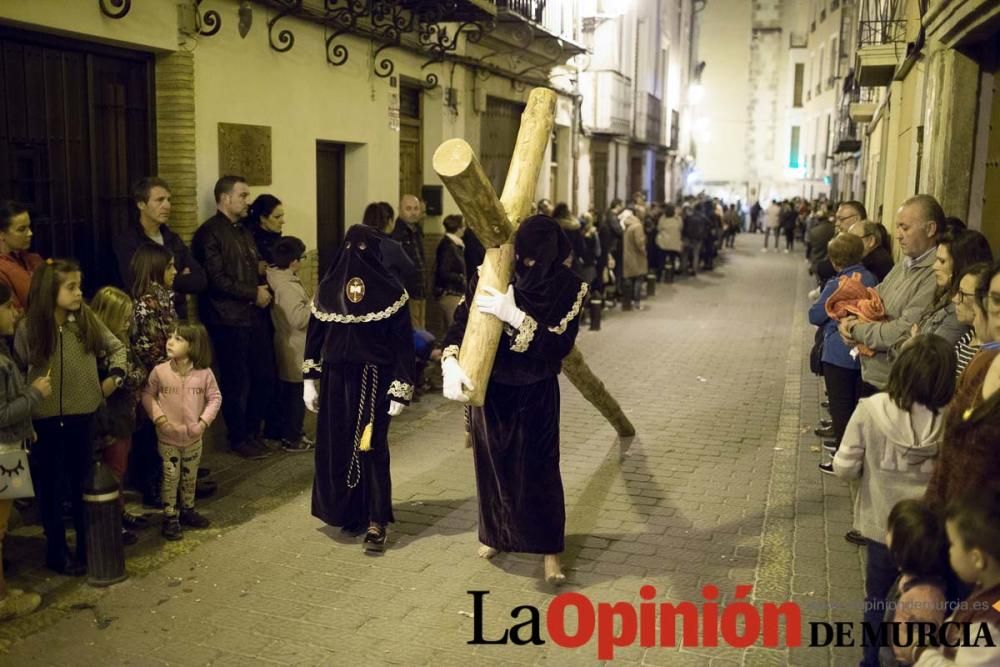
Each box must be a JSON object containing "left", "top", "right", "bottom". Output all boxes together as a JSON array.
[
  {"left": 312, "top": 224, "right": 408, "bottom": 323},
  {"left": 512, "top": 215, "right": 588, "bottom": 331},
  {"left": 303, "top": 224, "right": 415, "bottom": 530}
]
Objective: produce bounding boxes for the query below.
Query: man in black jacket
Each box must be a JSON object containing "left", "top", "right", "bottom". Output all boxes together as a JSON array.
[
  {"left": 391, "top": 194, "right": 426, "bottom": 328},
  {"left": 115, "top": 177, "right": 207, "bottom": 318},
  {"left": 191, "top": 175, "right": 274, "bottom": 460}
]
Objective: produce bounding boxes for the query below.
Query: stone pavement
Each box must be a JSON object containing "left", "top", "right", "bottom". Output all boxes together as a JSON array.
[{"left": 2, "top": 241, "right": 868, "bottom": 666}]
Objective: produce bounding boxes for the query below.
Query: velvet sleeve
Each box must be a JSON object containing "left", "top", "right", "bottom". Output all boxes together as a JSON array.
[
  {"left": 386, "top": 306, "right": 416, "bottom": 405},
  {"left": 506, "top": 282, "right": 587, "bottom": 363},
  {"left": 302, "top": 312, "right": 329, "bottom": 381}
]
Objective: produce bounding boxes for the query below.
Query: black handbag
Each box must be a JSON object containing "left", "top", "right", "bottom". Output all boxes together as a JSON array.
[{"left": 809, "top": 327, "right": 825, "bottom": 376}]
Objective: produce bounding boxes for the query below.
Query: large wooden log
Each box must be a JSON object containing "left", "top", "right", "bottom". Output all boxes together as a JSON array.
[
  {"left": 562, "top": 346, "right": 636, "bottom": 437},
  {"left": 500, "top": 89, "right": 557, "bottom": 226},
  {"left": 433, "top": 139, "right": 513, "bottom": 247},
  {"left": 458, "top": 244, "right": 515, "bottom": 406}
]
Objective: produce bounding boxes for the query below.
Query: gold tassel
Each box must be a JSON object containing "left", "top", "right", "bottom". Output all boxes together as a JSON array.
[{"left": 359, "top": 422, "right": 373, "bottom": 451}]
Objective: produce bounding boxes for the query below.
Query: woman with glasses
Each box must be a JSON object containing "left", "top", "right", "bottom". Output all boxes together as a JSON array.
[
  {"left": 952, "top": 263, "right": 993, "bottom": 378},
  {"left": 925, "top": 260, "right": 1000, "bottom": 511}
]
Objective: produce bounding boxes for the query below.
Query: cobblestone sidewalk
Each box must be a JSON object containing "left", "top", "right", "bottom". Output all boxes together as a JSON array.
[{"left": 2, "top": 241, "right": 866, "bottom": 666}]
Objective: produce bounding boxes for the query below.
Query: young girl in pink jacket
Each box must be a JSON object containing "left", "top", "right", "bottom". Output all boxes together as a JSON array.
[{"left": 142, "top": 321, "right": 221, "bottom": 541}]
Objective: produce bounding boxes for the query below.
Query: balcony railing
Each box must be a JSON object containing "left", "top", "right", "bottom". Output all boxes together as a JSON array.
[
  {"left": 857, "top": 0, "right": 906, "bottom": 47},
  {"left": 582, "top": 70, "right": 632, "bottom": 136},
  {"left": 497, "top": 0, "right": 545, "bottom": 23},
  {"left": 790, "top": 32, "right": 808, "bottom": 48}
]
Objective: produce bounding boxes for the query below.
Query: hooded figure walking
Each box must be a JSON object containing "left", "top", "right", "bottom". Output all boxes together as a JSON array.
[
  {"left": 441, "top": 215, "right": 589, "bottom": 584},
  {"left": 303, "top": 225, "right": 415, "bottom": 551}
]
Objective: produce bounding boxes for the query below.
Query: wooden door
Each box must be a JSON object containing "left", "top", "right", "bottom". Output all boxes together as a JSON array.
[
  {"left": 591, "top": 140, "right": 609, "bottom": 213},
  {"left": 0, "top": 29, "right": 152, "bottom": 293},
  {"left": 398, "top": 83, "right": 422, "bottom": 199},
  {"left": 481, "top": 97, "right": 525, "bottom": 194},
  {"left": 654, "top": 159, "right": 666, "bottom": 203},
  {"left": 629, "top": 156, "right": 643, "bottom": 201},
  {"left": 316, "top": 141, "right": 345, "bottom": 278}
]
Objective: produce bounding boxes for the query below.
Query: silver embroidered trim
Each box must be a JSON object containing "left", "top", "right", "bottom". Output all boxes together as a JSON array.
[
  {"left": 510, "top": 315, "right": 537, "bottom": 353},
  {"left": 302, "top": 359, "right": 322, "bottom": 373},
  {"left": 442, "top": 344, "right": 460, "bottom": 360},
  {"left": 387, "top": 380, "right": 414, "bottom": 401},
  {"left": 548, "top": 282, "right": 589, "bottom": 334},
  {"left": 311, "top": 290, "right": 409, "bottom": 323}
]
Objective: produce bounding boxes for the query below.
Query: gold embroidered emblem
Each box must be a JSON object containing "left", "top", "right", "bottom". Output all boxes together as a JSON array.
[{"left": 346, "top": 277, "right": 365, "bottom": 303}]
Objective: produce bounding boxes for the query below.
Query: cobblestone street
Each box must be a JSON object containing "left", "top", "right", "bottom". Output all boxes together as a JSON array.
[{"left": 3, "top": 242, "right": 867, "bottom": 666}]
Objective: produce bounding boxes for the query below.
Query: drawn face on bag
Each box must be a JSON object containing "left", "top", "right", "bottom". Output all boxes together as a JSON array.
[{"left": 0, "top": 456, "right": 29, "bottom": 495}]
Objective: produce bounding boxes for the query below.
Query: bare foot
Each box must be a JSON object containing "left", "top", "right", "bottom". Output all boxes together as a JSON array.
[
  {"left": 543, "top": 554, "right": 565, "bottom": 585},
  {"left": 477, "top": 544, "right": 498, "bottom": 559}
]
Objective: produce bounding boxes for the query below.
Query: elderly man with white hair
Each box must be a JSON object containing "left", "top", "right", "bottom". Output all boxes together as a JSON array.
[{"left": 838, "top": 194, "right": 943, "bottom": 393}]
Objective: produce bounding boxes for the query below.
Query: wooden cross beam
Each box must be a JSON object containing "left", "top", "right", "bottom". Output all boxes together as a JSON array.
[{"left": 433, "top": 88, "right": 635, "bottom": 437}]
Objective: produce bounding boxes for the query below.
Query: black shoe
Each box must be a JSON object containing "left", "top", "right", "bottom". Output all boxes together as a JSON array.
[
  {"left": 818, "top": 462, "right": 835, "bottom": 475},
  {"left": 814, "top": 425, "right": 835, "bottom": 438},
  {"left": 363, "top": 524, "right": 387, "bottom": 552},
  {"left": 122, "top": 529, "right": 138, "bottom": 546},
  {"left": 122, "top": 511, "right": 150, "bottom": 530},
  {"left": 232, "top": 440, "right": 272, "bottom": 460},
  {"left": 179, "top": 508, "right": 211, "bottom": 529},
  {"left": 162, "top": 515, "right": 183, "bottom": 541},
  {"left": 818, "top": 418, "right": 832, "bottom": 428},
  {"left": 46, "top": 553, "right": 86, "bottom": 577},
  {"left": 821, "top": 441, "right": 838, "bottom": 453},
  {"left": 845, "top": 529, "right": 867, "bottom": 546},
  {"left": 820, "top": 401, "right": 830, "bottom": 409},
  {"left": 197, "top": 467, "right": 210, "bottom": 480},
  {"left": 281, "top": 438, "right": 315, "bottom": 453}
]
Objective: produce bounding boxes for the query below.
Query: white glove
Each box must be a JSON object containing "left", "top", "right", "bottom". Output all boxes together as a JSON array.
[
  {"left": 303, "top": 379, "right": 320, "bottom": 413},
  {"left": 388, "top": 400, "right": 404, "bottom": 417},
  {"left": 475, "top": 285, "right": 525, "bottom": 328},
  {"left": 442, "top": 357, "right": 474, "bottom": 402}
]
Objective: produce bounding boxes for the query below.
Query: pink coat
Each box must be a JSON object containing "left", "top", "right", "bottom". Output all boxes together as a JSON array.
[{"left": 141, "top": 361, "right": 222, "bottom": 447}]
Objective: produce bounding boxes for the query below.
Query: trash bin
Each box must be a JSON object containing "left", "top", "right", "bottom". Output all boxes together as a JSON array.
[{"left": 83, "top": 462, "right": 127, "bottom": 587}]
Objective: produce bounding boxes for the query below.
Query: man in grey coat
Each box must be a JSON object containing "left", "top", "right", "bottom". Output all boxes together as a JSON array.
[{"left": 838, "top": 195, "right": 943, "bottom": 392}]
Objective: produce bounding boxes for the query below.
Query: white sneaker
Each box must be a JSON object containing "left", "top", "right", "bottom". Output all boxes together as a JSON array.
[
  {"left": 784, "top": 249, "right": 790, "bottom": 254},
  {"left": 761, "top": 247, "right": 768, "bottom": 252}
]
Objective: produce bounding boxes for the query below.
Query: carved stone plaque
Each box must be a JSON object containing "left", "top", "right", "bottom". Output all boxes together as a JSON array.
[{"left": 218, "top": 123, "right": 272, "bottom": 185}]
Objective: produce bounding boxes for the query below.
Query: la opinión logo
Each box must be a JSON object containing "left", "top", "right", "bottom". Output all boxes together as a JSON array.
[{"left": 467, "top": 585, "right": 998, "bottom": 660}]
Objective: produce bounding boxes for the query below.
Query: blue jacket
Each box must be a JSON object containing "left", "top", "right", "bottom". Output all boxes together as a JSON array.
[{"left": 809, "top": 264, "right": 878, "bottom": 370}]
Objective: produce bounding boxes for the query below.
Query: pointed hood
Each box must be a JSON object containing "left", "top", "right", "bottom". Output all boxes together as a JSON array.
[
  {"left": 866, "top": 393, "right": 942, "bottom": 467},
  {"left": 312, "top": 224, "right": 408, "bottom": 324}
]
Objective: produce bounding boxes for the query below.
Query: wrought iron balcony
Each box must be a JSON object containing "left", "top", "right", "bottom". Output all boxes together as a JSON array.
[
  {"left": 497, "top": 0, "right": 545, "bottom": 24},
  {"left": 633, "top": 93, "right": 663, "bottom": 146}
]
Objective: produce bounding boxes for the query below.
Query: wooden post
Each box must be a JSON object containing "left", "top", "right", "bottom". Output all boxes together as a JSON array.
[
  {"left": 562, "top": 347, "right": 635, "bottom": 437},
  {"left": 458, "top": 244, "right": 515, "bottom": 406},
  {"left": 500, "top": 89, "right": 557, "bottom": 226},
  {"left": 432, "top": 86, "right": 636, "bottom": 437},
  {"left": 433, "top": 139, "right": 513, "bottom": 247}
]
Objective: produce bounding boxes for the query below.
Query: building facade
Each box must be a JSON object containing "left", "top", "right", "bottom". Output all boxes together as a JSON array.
[
  {"left": 0, "top": 0, "right": 593, "bottom": 300},
  {"left": 578, "top": 0, "right": 697, "bottom": 213}
]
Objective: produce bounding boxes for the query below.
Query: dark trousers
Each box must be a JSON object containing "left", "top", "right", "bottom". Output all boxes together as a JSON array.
[
  {"left": 29, "top": 414, "right": 95, "bottom": 564},
  {"left": 265, "top": 380, "right": 305, "bottom": 442},
  {"left": 862, "top": 541, "right": 897, "bottom": 666},
  {"left": 784, "top": 229, "right": 795, "bottom": 250},
  {"left": 822, "top": 363, "right": 864, "bottom": 448},
  {"left": 208, "top": 322, "right": 276, "bottom": 447},
  {"left": 860, "top": 381, "right": 880, "bottom": 399},
  {"left": 129, "top": 418, "right": 160, "bottom": 500}
]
